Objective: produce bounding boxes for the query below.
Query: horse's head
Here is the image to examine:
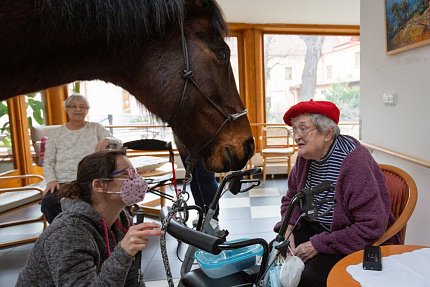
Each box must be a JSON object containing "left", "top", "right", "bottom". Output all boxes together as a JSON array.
[
  {"left": 128, "top": 0, "right": 254, "bottom": 172},
  {"left": 0, "top": 0, "right": 253, "bottom": 172}
]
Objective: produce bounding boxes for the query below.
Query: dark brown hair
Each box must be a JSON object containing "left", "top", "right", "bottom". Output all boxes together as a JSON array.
[{"left": 60, "top": 149, "right": 126, "bottom": 203}]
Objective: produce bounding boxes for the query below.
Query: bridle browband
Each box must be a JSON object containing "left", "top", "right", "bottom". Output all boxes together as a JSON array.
[{"left": 167, "top": 17, "right": 248, "bottom": 163}]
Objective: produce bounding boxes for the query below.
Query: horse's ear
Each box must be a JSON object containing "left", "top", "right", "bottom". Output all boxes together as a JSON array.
[
  {"left": 184, "top": 0, "right": 205, "bottom": 11},
  {"left": 184, "top": 0, "right": 219, "bottom": 13},
  {"left": 184, "top": 0, "right": 227, "bottom": 36}
]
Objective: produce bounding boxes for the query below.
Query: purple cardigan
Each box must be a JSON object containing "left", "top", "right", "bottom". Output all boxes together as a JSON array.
[{"left": 274, "top": 137, "right": 400, "bottom": 255}]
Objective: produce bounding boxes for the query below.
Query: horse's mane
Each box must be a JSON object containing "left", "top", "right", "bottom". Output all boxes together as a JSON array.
[{"left": 38, "top": 0, "right": 228, "bottom": 44}]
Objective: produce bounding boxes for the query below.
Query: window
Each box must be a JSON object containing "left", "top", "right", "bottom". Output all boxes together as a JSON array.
[
  {"left": 326, "top": 65, "right": 333, "bottom": 80},
  {"left": 26, "top": 92, "right": 45, "bottom": 128},
  {"left": 0, "top": 100, "right": 12, "bottom": 172},
  {"left": 0, "top": 93, "right": 45, "bottom": 173},
  {"left": 285, "top": 67, "right": 293, "bottom": 81},
  {"left": 263, "top": 34, "right": 360, "bottom": 137},
  {"left": 68, "top": 81, "right": 170, "bottom": 144},
  {"left": 225, "top": 36, "right": 240, "bottom": 89},
  {"left": 355, "top": 51, "right": 360, "bottom": 68}
]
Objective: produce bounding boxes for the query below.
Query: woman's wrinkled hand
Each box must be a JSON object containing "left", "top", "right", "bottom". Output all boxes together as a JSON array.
[
  {"left": 120, "top": 222, "right": 163, "bottom": 256},
  {"left": 95, "top": 138, "right": 110, "bottom": 151},
  {"left": 44, "top": 181, "right": 60, "bottom": 195},
  {"left": 293, "top": 241, "right": 318, "bottom": 262}
]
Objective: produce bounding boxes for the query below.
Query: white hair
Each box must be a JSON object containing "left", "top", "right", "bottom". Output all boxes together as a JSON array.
[
  {"left": 309, "top": 113, "right": 340, "bottom": 138},
  {"left": 64, "top": 94, "right": 90, "bottom": 109}
]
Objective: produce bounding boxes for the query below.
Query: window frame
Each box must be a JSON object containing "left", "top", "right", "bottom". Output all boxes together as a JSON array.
[{"left": 228, "top": 23, "right": 360, "bottom": 151}]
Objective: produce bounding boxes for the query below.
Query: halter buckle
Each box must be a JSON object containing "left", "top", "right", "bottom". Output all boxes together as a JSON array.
[{"left": 227, "top": 109, "right": 248, "bottom": 121}]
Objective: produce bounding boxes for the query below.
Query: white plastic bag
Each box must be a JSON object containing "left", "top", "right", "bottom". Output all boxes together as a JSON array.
[{"left": 280, "top": 252, "right": 305, "bottom": 287}]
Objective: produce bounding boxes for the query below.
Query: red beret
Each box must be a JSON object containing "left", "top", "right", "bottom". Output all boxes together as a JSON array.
[{"left": 283, "top": 100, "right": 340, "bottom": 126}]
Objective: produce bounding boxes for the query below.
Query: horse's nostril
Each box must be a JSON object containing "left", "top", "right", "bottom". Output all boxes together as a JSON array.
[{"left": 243, "top": 137, "right": 255, "bottom": 160}]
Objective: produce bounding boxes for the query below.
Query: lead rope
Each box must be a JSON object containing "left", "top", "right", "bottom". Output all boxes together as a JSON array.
[
  {"left": 169, "top": 146, "right": 179, "bottom": 196},
  {"left": 160, "top": 158, "right": 195, "bottom": 287}
]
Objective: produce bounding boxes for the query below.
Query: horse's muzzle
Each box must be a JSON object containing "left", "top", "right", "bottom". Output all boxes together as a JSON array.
[{"left": 226, "top": 137, "right": 254, "bottom": 171}]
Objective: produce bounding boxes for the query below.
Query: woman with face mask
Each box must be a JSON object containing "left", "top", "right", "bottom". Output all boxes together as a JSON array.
[{"left": 17, "top": 149, "right": 163, "bottom": 286}]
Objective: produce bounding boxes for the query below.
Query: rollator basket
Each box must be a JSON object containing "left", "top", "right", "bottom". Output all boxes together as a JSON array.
[{"left": 195, "top": 239, "right": 264, "bottom": 279}]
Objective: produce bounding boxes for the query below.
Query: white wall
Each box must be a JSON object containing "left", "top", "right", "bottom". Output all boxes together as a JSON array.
[
  {"left": 361, "top": 0, "right": 430, "bottom": 245},
  {"left": 217, "top": 0, "right": 360, "bottom": 25}
]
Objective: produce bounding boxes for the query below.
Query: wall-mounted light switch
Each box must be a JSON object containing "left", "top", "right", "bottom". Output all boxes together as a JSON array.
[{"left": 382, "top": 92, "right": 398, "bottom": 106}]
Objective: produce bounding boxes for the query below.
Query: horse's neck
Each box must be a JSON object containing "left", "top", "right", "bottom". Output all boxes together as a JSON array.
[
  {"left": 0, "top": 38, "right": 138, "bottom": 99},
  {"left": 0, "top": 16, "right": 147, "bottom": 99}
]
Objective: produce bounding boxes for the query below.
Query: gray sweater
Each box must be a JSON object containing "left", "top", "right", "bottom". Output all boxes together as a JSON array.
[{"left": 16, "top": 199, "right": 138, "bottom": 286}]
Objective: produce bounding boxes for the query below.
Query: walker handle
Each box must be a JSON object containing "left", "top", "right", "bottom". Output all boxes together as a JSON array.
[{"left": 160, "top": 207, "right": 224, "bottom": 254}]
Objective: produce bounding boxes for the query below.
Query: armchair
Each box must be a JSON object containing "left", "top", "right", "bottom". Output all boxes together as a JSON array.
[
  {"left": 30, "top": 125, "right": 60, "bottom": 166},
  {"left": 373, "top": 164, "right": 418, "bottom": 245},
  {"left": 0, "top": 174, "right": 47, "bottom": 248}
]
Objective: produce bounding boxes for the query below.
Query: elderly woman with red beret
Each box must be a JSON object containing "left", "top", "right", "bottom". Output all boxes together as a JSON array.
[{"left": 274, "top": 100, "right": 400, "bottom": 287}]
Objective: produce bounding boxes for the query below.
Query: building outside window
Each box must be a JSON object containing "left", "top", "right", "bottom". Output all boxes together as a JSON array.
[{"left": 263, "top": 34, "right": 360, "bottom": 138}]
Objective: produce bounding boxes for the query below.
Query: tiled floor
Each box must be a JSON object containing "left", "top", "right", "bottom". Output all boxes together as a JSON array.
[{"left": 0, "top": 175, "right": 287, "bottom": 286}]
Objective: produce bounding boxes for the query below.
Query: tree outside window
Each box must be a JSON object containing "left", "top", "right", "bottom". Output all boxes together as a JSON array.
[{"left": 263, "top": 34, "right": 360, "bottom": 137}]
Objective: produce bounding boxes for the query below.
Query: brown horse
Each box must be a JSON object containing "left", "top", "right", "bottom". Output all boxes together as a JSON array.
[{"left": 0, "top": 0, "right": 254, "bottom": 172}]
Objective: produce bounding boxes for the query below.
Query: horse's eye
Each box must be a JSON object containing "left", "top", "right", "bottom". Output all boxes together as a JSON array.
[{"left": 217, "top": 50, "right": 229, "bottom": 62}]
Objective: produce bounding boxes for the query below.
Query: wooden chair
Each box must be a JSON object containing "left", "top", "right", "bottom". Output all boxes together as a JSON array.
[
  {"left": 260, "top": 126, "right": 295, "bottom": 184},
  {"left": 373, "top": 164, "right": 418, "bottom": 245},
  {"left": 30, "top": 125, "right": 60, "bottom": 166},
  {"left": 0, "top": 174, "right": 47, "bottom": 248}
]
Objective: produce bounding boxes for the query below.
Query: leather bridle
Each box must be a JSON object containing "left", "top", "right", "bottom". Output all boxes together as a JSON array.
[{"left": 167, "top": 17, "right": 248, "bottom": 163}]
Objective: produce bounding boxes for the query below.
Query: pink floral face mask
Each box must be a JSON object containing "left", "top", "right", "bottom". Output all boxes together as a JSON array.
[
  {"left": 119, "top": 175, "right": 148, "bottom": 206},
  {"left": 106, "top": 168, "right": 148, "bottom": 206}
]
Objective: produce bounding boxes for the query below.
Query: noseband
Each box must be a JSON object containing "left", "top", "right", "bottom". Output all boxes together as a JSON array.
[{"left": 167, "top": 18, "right": 248, "bottom": 161}]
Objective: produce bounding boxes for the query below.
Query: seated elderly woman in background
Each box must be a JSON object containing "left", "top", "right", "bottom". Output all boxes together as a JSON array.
[
  {"left": 274, "top": 100, "right": 400, "bottom": 287},
  {"left": 17, "top": 149, "right": 163, "bottom": 286},
  {"left": 42, "top": 93, "right": 122, "bottom": 223}
]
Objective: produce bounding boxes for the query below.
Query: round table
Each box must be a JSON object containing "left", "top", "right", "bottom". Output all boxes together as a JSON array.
[{"left": 327, "top": 245, "right": 426, "bottom": 287}]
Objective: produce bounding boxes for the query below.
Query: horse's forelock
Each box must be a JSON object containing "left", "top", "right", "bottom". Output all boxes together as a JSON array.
[
  {"left": 39, "top": 0, "right": 185, "bottom": 43},
  {"left": 204, "top": 0, "right": 228, "bottom": 37}
]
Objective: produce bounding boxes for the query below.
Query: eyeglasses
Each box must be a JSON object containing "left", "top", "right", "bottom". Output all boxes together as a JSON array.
[
  {"left": 66, "top": 105, "right": 88, "bottom": 110},
  {"left": 111, "top": 167, "right": 136, "bottom": 180},
  {"left": 292, "top": 125, "right": 316, "bottom": 138},
  {"left": 102, "top": 167, "right": 137, "bottom": 180}
]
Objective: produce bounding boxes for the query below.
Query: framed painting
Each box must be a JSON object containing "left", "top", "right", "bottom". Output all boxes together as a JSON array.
[{"left": 385, "top": 0, "right": 430, "bottom": 54}]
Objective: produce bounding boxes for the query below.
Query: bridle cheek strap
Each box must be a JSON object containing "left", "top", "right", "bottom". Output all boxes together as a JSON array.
[{"left": 167, "top": 18, "right": 248, "bottom": 159}]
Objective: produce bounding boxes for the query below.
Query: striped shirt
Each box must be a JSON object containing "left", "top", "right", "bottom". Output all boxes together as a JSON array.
[{"left": 304, "top": 135, "right": 356, "bottom": 230}]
